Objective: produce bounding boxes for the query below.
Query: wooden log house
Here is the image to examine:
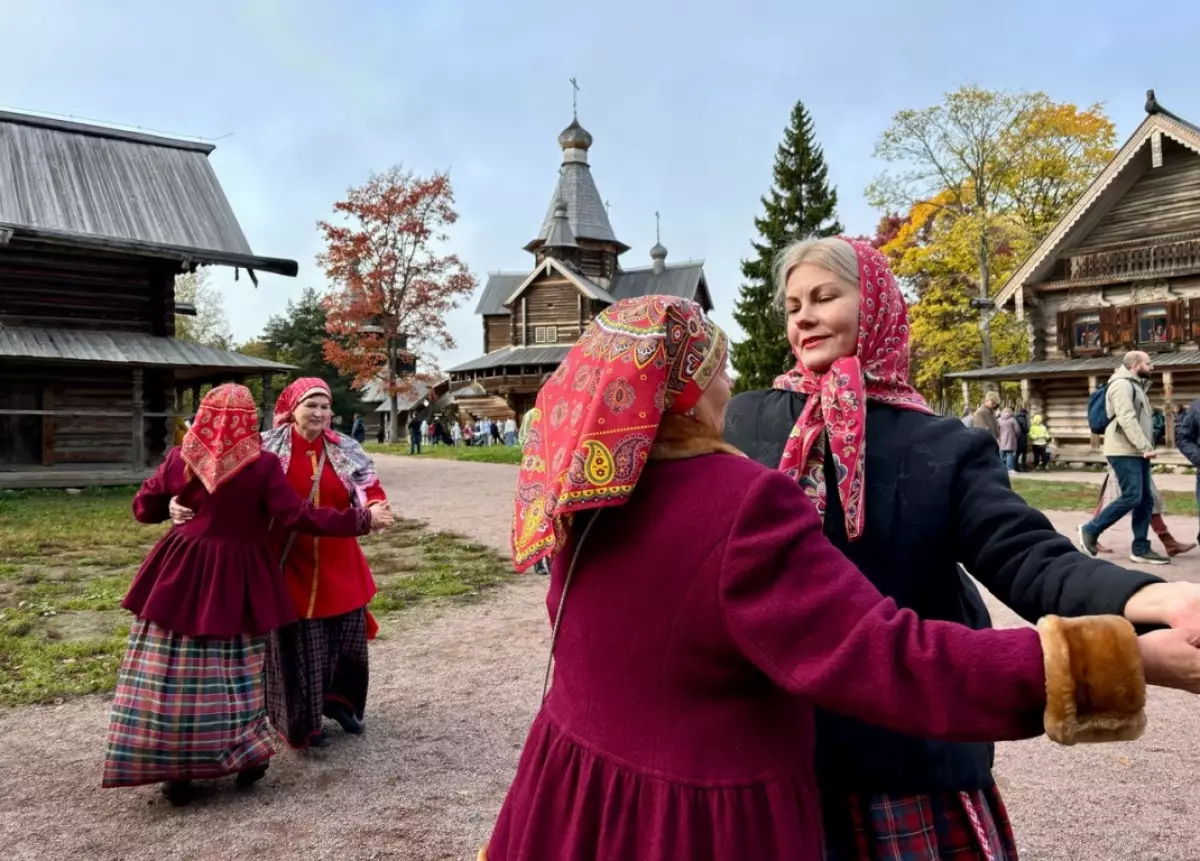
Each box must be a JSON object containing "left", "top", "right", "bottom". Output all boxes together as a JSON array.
[
  {"left": 950, "top": 91, "right": 1200, "bottom": 464},
  {"left": 447, "top": 114, "right": 714, "bottom": 417},
  {"left": 0, "top": 110, "right": 298, "bottom": 488}
]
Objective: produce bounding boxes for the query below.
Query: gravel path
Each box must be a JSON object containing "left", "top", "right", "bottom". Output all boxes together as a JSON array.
[{"left": 1, "top": 456, "right": 1198, "bottom": 860}]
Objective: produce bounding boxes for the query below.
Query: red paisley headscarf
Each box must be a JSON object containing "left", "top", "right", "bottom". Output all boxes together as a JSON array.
[
  {"left": 273, "top": 377, "right": 337, "bottom": 442},
  {"left": 180, "top": 383, "right": 263, "bottom": 493},
  {"left": 774, "top": 237, "right": 932, "bottom": 541},
  {"left": 512, "top": 296, "right": 729, "bottom": 572}
]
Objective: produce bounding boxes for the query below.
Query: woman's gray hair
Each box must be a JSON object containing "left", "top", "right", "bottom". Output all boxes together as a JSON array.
[{"left": 772, "top": 236, "right": 860, "bottom": 314}]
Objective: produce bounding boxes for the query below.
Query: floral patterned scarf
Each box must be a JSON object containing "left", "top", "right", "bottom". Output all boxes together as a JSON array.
[
  {"left": 512, "top": 296, "right": 728, "bottom": 572},
  {"left": 179, "top": 383, "right": 262, "bottom": 493},
  {"left": 774, "top": 238, "right": 932, "bottom": 541}
]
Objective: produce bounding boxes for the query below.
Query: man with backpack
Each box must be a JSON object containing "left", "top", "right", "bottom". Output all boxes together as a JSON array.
[{"left": 1078, "top": 350, "right": 1167, "bottom": 564}]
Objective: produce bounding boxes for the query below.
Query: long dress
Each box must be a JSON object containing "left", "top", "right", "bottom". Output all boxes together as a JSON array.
[
  {"left": 265, "top": 428, "right": 387, "bottom": 748},
  {"left": 102, "top": 450, "right": 369, "bottom": 788}
]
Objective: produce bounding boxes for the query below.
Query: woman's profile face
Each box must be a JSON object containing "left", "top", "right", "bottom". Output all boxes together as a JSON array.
[
  {"left": 293, "top": 393, "right": 332, "bottom": 436},
  {"left": 784, "top": 263, "right": 861, "bottom": 375}
]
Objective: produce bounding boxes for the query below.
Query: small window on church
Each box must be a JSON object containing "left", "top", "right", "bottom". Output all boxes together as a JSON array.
[
  {"left": 1073, "top": 312, "right": 1101, "bottom": 350},
  {"left": 534, "top": 326, "right": 558, "bottom": 344},
  {"left": 1139, "top": 305, "right": 1168, "bottom": 344}
]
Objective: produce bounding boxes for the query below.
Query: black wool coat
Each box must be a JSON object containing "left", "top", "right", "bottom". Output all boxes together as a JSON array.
[{"left": 724, "top": 389, "right": 1163, "bottom": 794}]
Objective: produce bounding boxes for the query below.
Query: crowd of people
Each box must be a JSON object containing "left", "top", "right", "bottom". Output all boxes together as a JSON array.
[{"left": 108, "top": 236, "right": 1200, "bottom": 861}]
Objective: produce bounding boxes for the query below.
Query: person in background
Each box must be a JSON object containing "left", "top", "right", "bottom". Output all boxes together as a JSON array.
[
  {"left": 961, "top": 405, "right": 973, "bottom": 428},
  {"left": 1152, "top": 407, "right": 1167, "bottom": 447},
  {"left": 1091, "top": 468, "right": 1195, "bottom": 558},
  {"left": 1015, "top": 406, "right": 1030, "bottom": 471},
  {"left": 408, "top": 413, "right": 423, "bottom": 455},
  {"left": 376, "top": 419, "right": 385, "bottom": 445},
  {"left": 1077, "top": 351, "right": 1167, "bottom": 566},
  {"left": 420, "top": 419, "right": 430, "bottom": 447},
  {"left": 504, "top": 414, "right": 519, "bottom": 446},
  {"left": 104, "top": 384, "right": 389, "bottom": 804},
  {"left": 350, "top": 413, "right": 366, "bottom": 444},
  {"left": 998, "top": 407, "right": 1020, "bottom": 474},
  {"left": 452, "top": 420, "right": 463, "bottom": 446},
  {"left": 972, "top": 390, "right": 1001, "bottom": 441},
  {"left": 490, "top": 418, "right": 503, "bottom": 446},
  {"left": 1173, "top": 396, "right": 1200, "bottom": 543},
  {"left": 1029, "top": 413, "right": 1052, "bottom": 470}
]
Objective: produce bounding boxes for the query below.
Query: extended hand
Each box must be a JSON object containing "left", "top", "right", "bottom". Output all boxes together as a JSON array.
[
  {"left": 1137, "top": 628, "right": 1200, "bottom": 693},
  {"left": 169, "top": 496, "right": 195, "bottom": 525},
  {"left": 369, "top": 504, "right": 394, "bottom": 531},
  {"left": 1125, "top": 581, "right": 1200, "bottom": 630}
]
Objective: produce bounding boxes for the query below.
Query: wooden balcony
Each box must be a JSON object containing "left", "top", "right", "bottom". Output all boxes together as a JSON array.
[{"left": 1060, "top": 231, "right": 1200, "bottom": 286}]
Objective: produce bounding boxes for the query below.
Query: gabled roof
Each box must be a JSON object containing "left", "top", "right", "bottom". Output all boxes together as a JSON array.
[
  {"left": 0, "top": 110, "right": 297, "bottom": 276},
  {"left": 995, "top": 106, "right": 1200, "bottom": 308},
  {"left": 504, "top": 257, "right": 616, "bottom": 306},
  {"left": 447, "top": 345, "right": 573, "bottom": 374}
]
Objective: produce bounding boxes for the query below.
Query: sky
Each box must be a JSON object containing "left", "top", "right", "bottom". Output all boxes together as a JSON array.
[{"left": 4, "top": 0, "right": 1200, "bottom": 373}]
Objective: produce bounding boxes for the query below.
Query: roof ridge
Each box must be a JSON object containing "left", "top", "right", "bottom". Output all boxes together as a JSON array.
[{"left": 0, "top": 109, "right": 216, "bottom": 154}]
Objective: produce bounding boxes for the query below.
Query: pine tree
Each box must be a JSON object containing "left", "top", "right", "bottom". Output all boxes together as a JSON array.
[{"left": 731, "top": 100, "right": 843, "bottom": 391}]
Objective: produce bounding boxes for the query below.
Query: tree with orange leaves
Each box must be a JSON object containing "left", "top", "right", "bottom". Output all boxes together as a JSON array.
[{"left": 319, "top": 166, "right": 477, "bottom": 442}]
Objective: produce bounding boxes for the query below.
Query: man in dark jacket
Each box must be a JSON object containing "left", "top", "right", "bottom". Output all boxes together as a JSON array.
[
  {"left": 350, "top": 413, "right": 367, "bottom": 444},
  {"left": 1175, "top": 398, "right": 1200, "bottom": 538},
  {"left": 1014, "top": 407, "right": 1030, "bottom": 471}
]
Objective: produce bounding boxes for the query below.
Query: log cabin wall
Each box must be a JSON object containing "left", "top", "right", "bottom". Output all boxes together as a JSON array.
[
  {"left": 1086, "top": 139, "right": 1200, "bottom": 246},
  {"left": 483, "top": 314, "right": 511, "bottom": 353},
  {"left": 1036, "top": 276, "right": 1200, "bottom": 361},
  {"left": 0, "top": 363, "right": 174, "bottom": 470},
  {"left": 0, "top": 241, "right": 176, "bottom": 333},
  {"left": 520, "top": 279, "right": 587, "bottom": 344}
]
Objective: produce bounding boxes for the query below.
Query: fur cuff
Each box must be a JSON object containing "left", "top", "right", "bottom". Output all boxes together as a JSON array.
[
  {"left": 651, "top": 413, "right": 745, "bottom": 462},
  {"left": 1037, "top": 615, "right": 1146, "bottom": 745},
  {"left": 478, "top": 846, "right": 487, "bottom": 861}
]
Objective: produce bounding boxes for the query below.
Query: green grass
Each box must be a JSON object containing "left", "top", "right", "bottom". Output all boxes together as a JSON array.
[
  {"left": 0, "top": 487, "right": 512, "bottom": 707},
  {"left": 362, "top": 442, "right": 524, "bottom": 465},
  {"left": 1010, "top": 478, "right": 1196, "bottom": 517}
]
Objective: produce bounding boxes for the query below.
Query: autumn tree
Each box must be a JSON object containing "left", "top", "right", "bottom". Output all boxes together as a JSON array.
[
  {"left": 319, "top": 167, "right": 477, "bottom": 442},
  {"left": 174, "top": 270, "right": 233, "bottom": 348},
  {"left": 870, "top": 86, "right": 1115, "bottom": 371},
  {"left": 731, "top": 100, "right": 843, "bottom": 391}
]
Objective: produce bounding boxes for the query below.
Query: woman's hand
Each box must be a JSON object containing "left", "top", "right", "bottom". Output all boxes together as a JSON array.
[
  {"left": 1125, "top": 581, "right": 1200, "bottom": 630},
  {"left": 368, "top": 503, "right": 394, "bottom": 531},
  {"left": 1137, "top": 628, "right": 1200, "bottom": 693},
  {"left": 169, "top": 497, "right": 195, "bottom": 525}
]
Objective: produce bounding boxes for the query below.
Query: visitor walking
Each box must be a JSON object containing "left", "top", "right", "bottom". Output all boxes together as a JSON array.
[
  {"left": 1015, "top": 406, "right": 1030, "bottom": 471},
  {"left": 972, "top": 391, "right": 1000, "bottom": 441},
  {"left": 504, "top": 414, "right": 518, "bottom": 446},
  {"left": 1029, "top": 413, "right": 1052, "bottom": 469},
  {"left": 998, "top": 407, "right": 1020, "bottom": 473},
  {"left": 1077, "top": 351, "right": 1168, "bottom": 565},
  {"left": 408, "top": 414, "right": 422, "bottom": 455}
]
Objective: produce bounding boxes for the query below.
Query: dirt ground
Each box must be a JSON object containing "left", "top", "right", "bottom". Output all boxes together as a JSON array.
[{"left": 2, "top": 456, "right": 1199, "bottom": 860}]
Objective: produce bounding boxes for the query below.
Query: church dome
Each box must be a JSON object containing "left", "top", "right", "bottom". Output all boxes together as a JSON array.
[{"left": 558, "top": 117, "right": 594, "bottom": 150}]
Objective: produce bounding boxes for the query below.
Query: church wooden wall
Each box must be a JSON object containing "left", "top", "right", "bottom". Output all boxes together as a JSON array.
[
  {"left": 516, "top": 279, "right": 589, "bottom": 344},
  {"left": 1086, "top": 139, "right": 1200, "bottom": 247},
  {"left": 483, "top": 314, "right": 511, "bottom": 353}
]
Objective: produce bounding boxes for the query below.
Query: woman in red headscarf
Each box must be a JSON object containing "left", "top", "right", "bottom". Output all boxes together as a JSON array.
[
  {"left": 723, "top": 237, "right": 1200, "bottom": 859},
  {"left": 259, "top": 377, "right": 389, "bottom": 749},
  {"left": 478, "top": 295, "right": 1194, "bottom": 861},
  {"left": 103, "top": 384, "right": 390, "bottom": 804}
]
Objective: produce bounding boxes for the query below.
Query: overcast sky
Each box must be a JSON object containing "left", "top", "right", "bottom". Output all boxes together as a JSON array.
[{"left": 4, "top": 0, "right": 1199, "bottom": 372}]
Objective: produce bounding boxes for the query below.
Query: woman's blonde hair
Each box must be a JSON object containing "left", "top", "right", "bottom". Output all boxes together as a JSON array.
[{"left": 772, "top": 236, "right": 860, "bottom": 314}]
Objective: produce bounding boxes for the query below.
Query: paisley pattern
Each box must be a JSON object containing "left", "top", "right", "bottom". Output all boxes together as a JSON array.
[
  {"left": 511, "top": 296, "right": 728, "bottom": 571},
  {"left": 774, "top": 238, "right": 932, "bottom": 541},
  {"left": 179, "top": 384, "right": 262, "bottom": 493}
]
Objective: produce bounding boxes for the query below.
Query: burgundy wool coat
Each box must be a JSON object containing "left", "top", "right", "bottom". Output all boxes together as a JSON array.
[{"left": 482, "top": 420, "right": 1145, "bottom": 861}]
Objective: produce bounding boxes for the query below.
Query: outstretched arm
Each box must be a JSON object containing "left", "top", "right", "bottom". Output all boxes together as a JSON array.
[
  {"left": 720, "top": 470, "right": 1147, "bottom": 746},
  {"left": 132, "top": 451, "right": 178, "bottom": 524},
  {"left": 261, "top": 458, "right": 374, "bottom": 537}
]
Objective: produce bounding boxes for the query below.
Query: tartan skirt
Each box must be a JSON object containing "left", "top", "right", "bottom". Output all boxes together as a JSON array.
[
  {"left": 101, "top": 618, "right": 275, "bottom": 788},
  {"left": 822, "top": 787, "right": 1018, "bottom": 861},
  {"left": 265, "top": 608, "right": 370, "bottom": 749}
]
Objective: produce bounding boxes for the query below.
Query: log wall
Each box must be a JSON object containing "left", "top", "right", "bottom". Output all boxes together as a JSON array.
[{"left": 1087, "top": 139, "right": 1200, "bottom": 246}]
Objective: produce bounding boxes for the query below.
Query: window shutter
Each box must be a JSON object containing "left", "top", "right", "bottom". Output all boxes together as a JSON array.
[
  {"left": 1117, "top": 306, "right": 1137, "bottom": 347},
  {"left": 1168, "top": 299, "right": 1186, "bottom": 342},
  {"left": 1056, "top": 311, "right": 1071, "bottom": 353},
  {"left": 1099, "top": 306, "right": 1118, "bottom": 347},
  {"left": 1189, "top": 298, "right": 1200, "bottom": 341}
]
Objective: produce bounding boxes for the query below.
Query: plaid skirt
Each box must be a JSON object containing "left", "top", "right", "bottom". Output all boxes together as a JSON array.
[
  {"left": 102, "top": 618, "right": 274, "bottom": 788},
  {"left": 265, "top": 608, "right": 369, "bottom": 749},
  {"left": 822, "top": 787, "right": 1018, "bottom": 861}
]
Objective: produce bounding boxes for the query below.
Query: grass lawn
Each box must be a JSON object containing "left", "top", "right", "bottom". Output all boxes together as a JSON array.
[
  {"left": 0, "top": 488, "right": 512, "bottom": 708},
  {"left": 1011, "top": 478, "right": 1196, "bottom": 517},
  {"left": 362, "top": 442, "right": 523, "bottom": 465}
]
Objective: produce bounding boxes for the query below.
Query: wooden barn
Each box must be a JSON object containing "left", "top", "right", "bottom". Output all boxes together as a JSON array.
[
  {"left": 447, "top": 113, "right": 714, "bottom": 417},
  {"left": 950, "top": 92, "right": 1200, "bottom": 464},
  {"left": 0, "top": 110, "right": 297, "bottom": 488}
]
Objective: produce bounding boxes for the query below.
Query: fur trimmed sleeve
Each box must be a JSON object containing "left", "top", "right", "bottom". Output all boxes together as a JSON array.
[{"left": 1037, "top": 615, "right": 1146, "bottom": 745}]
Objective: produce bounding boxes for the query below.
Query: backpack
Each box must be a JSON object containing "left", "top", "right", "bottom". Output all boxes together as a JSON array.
[
  {"left": 1086, "top": 384, "right": 1111, "bottom": 435},
  {"left": 1087, "top": 379, "right": 1135, "bottom": 435}
]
